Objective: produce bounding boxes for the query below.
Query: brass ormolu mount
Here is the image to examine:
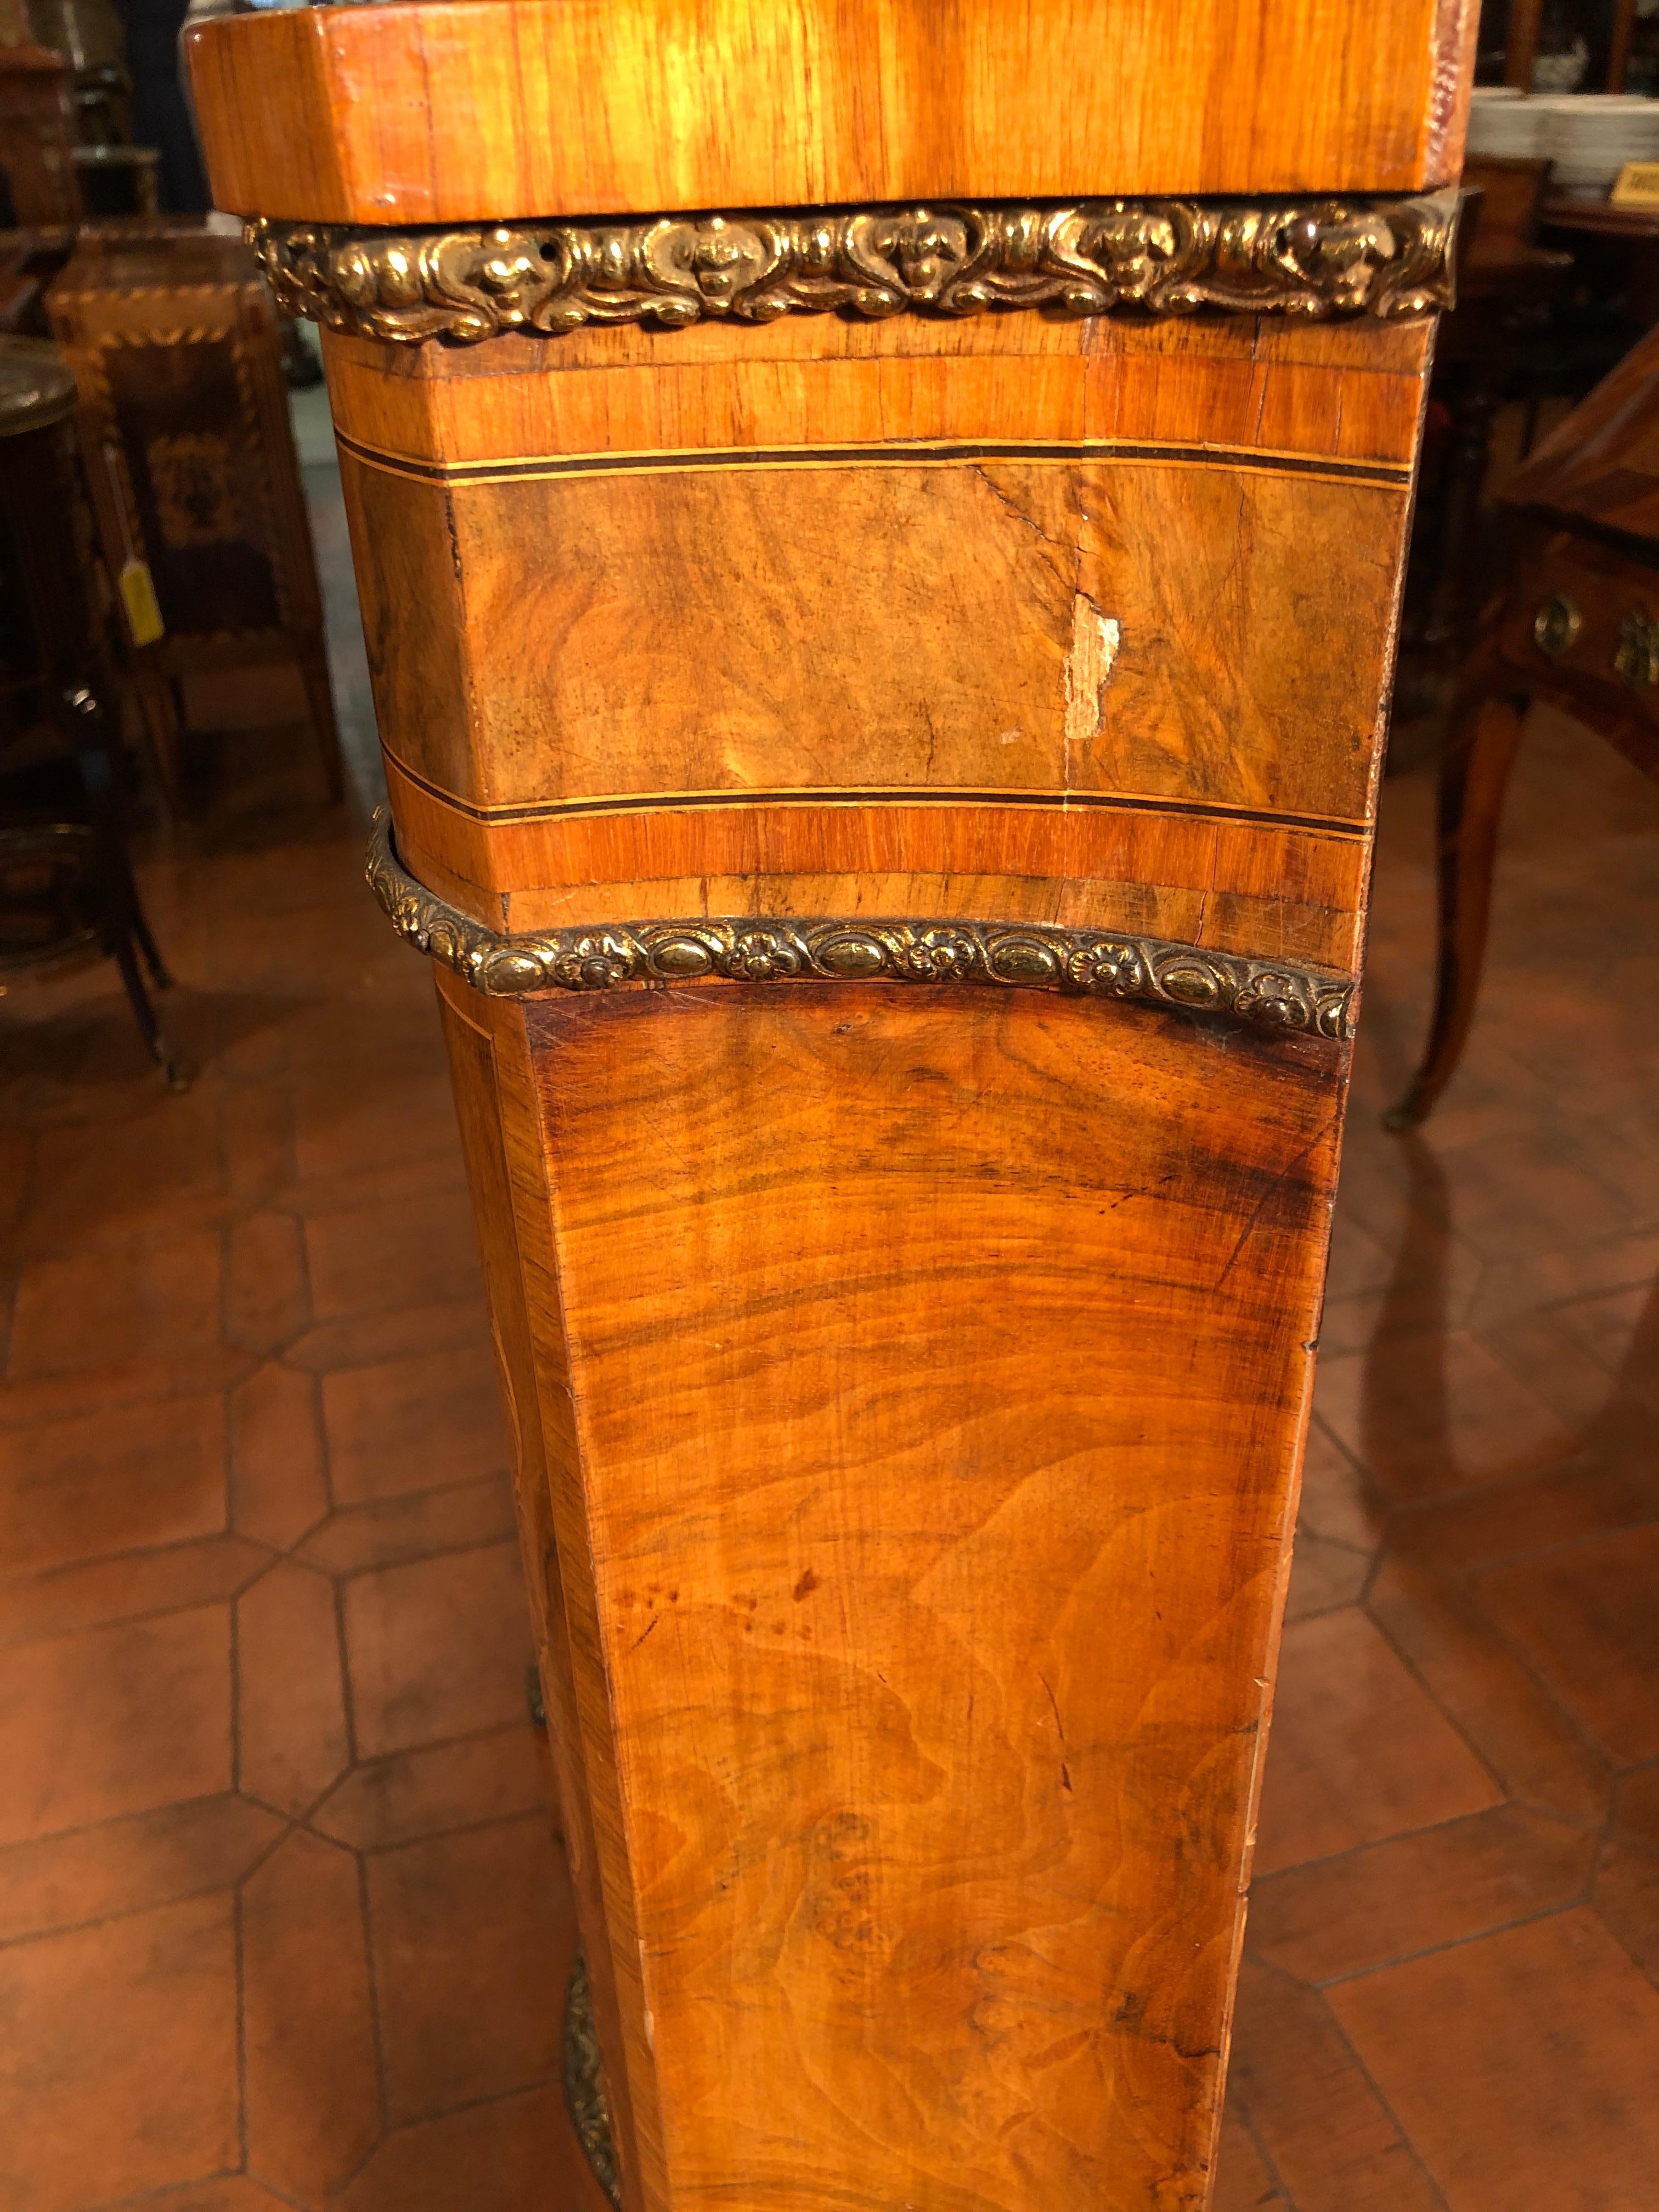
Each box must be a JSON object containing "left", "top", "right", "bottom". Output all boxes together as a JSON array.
[
  {"left": 366, "top": 813, "right": 1356, "bottom": 1042},
  {"left": 255, "top": 190, "right": 1457, "bottom": 347}
]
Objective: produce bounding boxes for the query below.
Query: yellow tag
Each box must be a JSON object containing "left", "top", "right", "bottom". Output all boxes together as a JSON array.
[
  {"left": 119, "top": 556, "right": 164, "bottom": 646},
  {"left": 1611, "top": 161, "right": 1659, "bottom": 208}
]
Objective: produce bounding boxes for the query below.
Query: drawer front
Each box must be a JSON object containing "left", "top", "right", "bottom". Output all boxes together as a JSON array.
[{"left": 1509, "top": 533, "right": 1659, "bottom": 723}]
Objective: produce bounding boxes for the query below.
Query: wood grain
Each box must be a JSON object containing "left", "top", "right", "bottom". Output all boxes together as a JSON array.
[
  {"left": 341, "top": 446, "right": 1408, "bottom": 828},
  {"left": 318, "top": 312, "right": 1434, "bottom": 476},
  {"left": 524, "top": 980, "right": 1338, "bottom": 2212},
  {"left": 182, "top": 4, "right": 1470, "bottom": 2204},
  {"left": 436, "top": 979, "right": 671, "bottom": 2210},
  {"left": 385, "top": 757, "right": 1373, "bottom": 973},
  {"left": 184, "top": 0, "right": 1477, "bottom": 225}
]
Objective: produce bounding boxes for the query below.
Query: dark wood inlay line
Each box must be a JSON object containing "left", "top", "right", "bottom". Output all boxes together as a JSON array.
[
  {"left": 381, "top": 754, "right": 1372, "bottom": 842},
  {"left": 335, "top": 428, "right": 1414, "bottom": 493}
]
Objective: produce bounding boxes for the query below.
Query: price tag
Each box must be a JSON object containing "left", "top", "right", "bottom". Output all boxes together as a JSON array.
[
  {"left": 119, "top": 556, "right": 165, "bottom": 647},
  {"left": 1611, "top": 161, "right": 1659, "bottom": 208},
  {"left": 104, "top": 440, "right": 165, "bottom": 646}
]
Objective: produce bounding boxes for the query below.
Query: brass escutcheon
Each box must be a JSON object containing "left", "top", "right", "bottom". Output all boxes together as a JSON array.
[
  {"left": 1613, "top": 607, "right": 1659, "bottom": 688},
  {"left": 1531, "top": 593, "right": 1582, "bottom": 659}
]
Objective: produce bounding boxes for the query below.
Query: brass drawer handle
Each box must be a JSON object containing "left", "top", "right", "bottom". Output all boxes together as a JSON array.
[
  {"left": 1532, "top": 594, "right": 1582, "bottom": 658},
  {"left": 1614, "top": 608, "right": 1659, "bottom": 687}
]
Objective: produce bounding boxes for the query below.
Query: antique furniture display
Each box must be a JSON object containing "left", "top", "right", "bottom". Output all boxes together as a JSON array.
[
  {"left": 1501, "top": 0, "right": 1647, "bottom": 91},
  {"left": 26, "top": 0, "right": 131, "bottom": 145},
  {"left": 1409, "top": 158, "right": 1575, "bottom": 666},
  {"left": 46, "top": 223, "right": 342, "bottom": 804},
  {"left": 0, "top": 333, "right": 179, "bottom": 1081},
  {"left": 71, "top": 138, "right": 158, "bottom": 216},
  {"left": 0, "top": 37, "right": 78, "bottom": 225},
  {"left": 187, "top": 4, "right": 1476, "bottom": 2208},
  {"left": 1392, "top": 320, "right": 1659, "bottom": 1129}
]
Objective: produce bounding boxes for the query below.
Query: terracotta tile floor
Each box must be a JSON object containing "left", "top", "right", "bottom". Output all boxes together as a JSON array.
[{"left": 3, "top": 425, "right": 1658, "bottom": 2205}]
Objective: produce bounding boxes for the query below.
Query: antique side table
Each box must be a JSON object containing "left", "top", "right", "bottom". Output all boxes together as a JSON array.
[
  {"left": 1392, "top": 319, "right": 1659, "bottom": 1129},
  {"left": 187, "top": 6, "right": 1476, "bottom": 2208},
  {"left": 0, "top": 334, "right": 179, "bottom": 1080}
]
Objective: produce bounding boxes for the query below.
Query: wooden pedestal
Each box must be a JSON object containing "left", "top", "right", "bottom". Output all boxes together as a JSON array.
[{"left": 185, "top": 7, "right": 1476, "bottom": 2208}]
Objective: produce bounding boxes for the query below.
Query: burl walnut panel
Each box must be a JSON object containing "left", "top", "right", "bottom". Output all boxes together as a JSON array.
[
  {"left": 345, "top": 453, "right": 1403, "bottom": 820},
  {"left": 534, "top": 983, "right": 1335, "bottom": 2212},
  {"left": 185, "top": 5, "right": 1475, "bottom": 2208},
  {"left": 330, "top": 311, "right": 1423, "bottom": 1011},
  {"left": 433, "top": 964, "right": 1340, "bottom": 2212}
]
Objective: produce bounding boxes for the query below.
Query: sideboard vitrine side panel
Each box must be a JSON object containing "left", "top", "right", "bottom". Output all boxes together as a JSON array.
[
  {"left": 184, "top": 8, "right": 1475, "bottom": 2206},
  {"left": 523, "top": 980, "right": 1340, "bottom": 2210}
]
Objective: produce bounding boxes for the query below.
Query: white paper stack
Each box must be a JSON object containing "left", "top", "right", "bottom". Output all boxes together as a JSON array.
[{"left": 1537, "top": 94, "right": 1659, "bottom": 196}]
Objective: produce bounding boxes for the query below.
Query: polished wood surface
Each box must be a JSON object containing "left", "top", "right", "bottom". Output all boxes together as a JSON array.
[
  {"left": 185, "top": 0, "right": 1477, "bottom": 226},
  {"left": 0, "top": 40, "right": 80, "bottom": 225},
  {"left": 347, "top": 353, "right": 1396, "bottom": 2209},
  {"left": 186, "top": 5, "right": 1468, "bottom": 2207},
  {"left": 331, "top": 308, "right": 1426, "bottom": 1004},
  {"left": 440, "top": 967, "right": 1340, "bottom": 2212},
  {"left": 1497, "top": 313, "right": 1659, "bottom": 545},
  {"left": 1392, "top": 326, "right": 1659, "bottom": 1128}
]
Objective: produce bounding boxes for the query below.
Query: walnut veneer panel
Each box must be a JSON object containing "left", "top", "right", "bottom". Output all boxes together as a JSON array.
[
  {"left": 436, "top": 973, "right": 1338, "bottom": 2212},
  {"left": 345, "top": 449, "right": 1406, "bottom": 820},
  {"left": 185, "top": 0, "right": 1476, "bottom": 224},
  {"left": 319, "top": 311, "right": 1434, "bottom": 472},
  {"left": 328, "top": 310, "right": 1415, "bottom": 978},
  {"left": 436, "top": 990, "right": 652, "bottom": 2191},
  {"left": 185, "top": 6, "right": 1468, "bottom": 2207},
  {"left": 317, "top": 252, "right": 1429, "bottom": 2212},
  {"left": 385, "top": 760, "right": 1372, "bottom": 973}
]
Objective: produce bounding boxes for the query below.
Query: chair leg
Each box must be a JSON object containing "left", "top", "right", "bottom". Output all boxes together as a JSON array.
[
  {"left": 109, "top": 889, "right": 187, "bottom": 1088},
  {"left": 58, "top": 684, "right": 189, "bottom": 1088},
  {"left": 131, "top": 666, "right": 186, "bottom": 815},
  {"left": 128, "top": 890, "right": 172, "bottom": 990},
  {"left": 1386, "top": 682, "right": 1528, "bottom": 1131}
]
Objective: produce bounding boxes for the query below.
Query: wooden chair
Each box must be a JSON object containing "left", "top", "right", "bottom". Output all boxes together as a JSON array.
[
  {"left": 1391, "top": 320, "right": 1659, "bottom": 1128},
  {"left": 46, "top": 223, "right": 343, "bottom": 809},
  {"left": 0, "top": 332, "right": 181, "bottom": 1084}
]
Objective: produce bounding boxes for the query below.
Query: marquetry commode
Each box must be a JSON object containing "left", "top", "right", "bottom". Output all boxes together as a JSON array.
[{"left": 187, "top": 8, "right": 1475, "bottom": 2208}]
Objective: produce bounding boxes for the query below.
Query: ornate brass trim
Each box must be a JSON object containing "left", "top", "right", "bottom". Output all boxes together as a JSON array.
[
  {"left": 563, "top": 1953, "right": 621, "bottom": 2209},
  {"left": 1531, "top": 594, "right": 1582, "bottom": 661},
  {"left": 1613, "top": 607, "right": 1659, "bottom": 689},
  {"left": 366, "top": 812, "right": 1355, "bottom": 1040},
  {"left": 253, "top": 191, "right": 1456, "bottom": 347}
]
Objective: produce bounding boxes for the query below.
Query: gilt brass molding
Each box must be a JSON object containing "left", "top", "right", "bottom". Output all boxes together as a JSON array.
[
  {"left": 563, "top": 1954, "right": 621, "bottom": 2209},
  {"left": 253, "top": 191, "right": 1456, "bottom": 347},
  {"left": 366, "top": 812, "right": 1355, "bottom": 1040},
  {"left": 1613, "top": 607, "right": 1659, "bottom": 689}
]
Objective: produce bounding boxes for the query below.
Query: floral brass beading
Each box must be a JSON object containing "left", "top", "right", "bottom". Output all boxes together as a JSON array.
[
  {"left": 563, "top": 1953, "right": 620, "bottom": 2208},
  {"left": 365, "top": 814, "right": 1355, "bottom": 1041},
  {"left": 253, "top": 191, "right": 1457, "bottom": 347}
]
